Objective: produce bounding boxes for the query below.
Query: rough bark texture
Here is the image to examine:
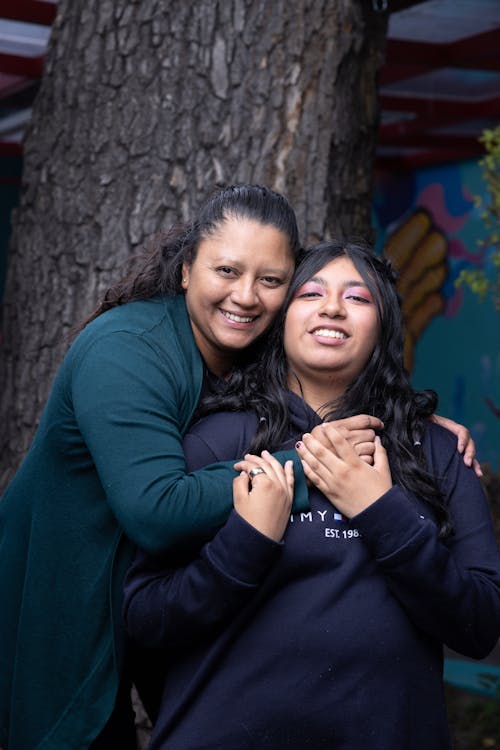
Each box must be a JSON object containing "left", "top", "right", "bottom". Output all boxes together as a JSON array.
[{"left": 0, "top": 0, "right": 387, "bottom": 490}]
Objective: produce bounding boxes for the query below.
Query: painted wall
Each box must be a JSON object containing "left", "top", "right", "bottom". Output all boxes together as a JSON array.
[{"left": 374, "top": 160, "right": 500, "bottom": 469}]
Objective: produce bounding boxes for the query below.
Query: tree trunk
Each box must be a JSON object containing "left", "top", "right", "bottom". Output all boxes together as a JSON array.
[{"left": 0, "top": 0, "right": 387, "bottom": 490}]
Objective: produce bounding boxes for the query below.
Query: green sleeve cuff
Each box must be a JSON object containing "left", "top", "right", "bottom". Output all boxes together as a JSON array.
[{"left": 273, "top": 449, "right": 309, "bottom": 513}]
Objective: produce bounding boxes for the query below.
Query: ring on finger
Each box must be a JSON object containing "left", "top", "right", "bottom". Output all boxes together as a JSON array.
[{"left": 249, "top": 467, "right": 266, "bottom": 478}]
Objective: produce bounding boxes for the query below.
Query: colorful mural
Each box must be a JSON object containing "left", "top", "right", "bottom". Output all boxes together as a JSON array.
[{"left": 374, "top": 160, "right": 500, "bottom": 469}]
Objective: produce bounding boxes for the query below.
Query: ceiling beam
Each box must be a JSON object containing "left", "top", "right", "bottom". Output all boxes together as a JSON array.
[
  {"left": 451, "top": 28, "right": 500, "bottom": 64},
  {"left": 0, "top": 0, "right": 57, "bottom": 26},
  {"left": 379, "top": 111, "right": 492, "bottom": 142},
  {"left": 379, "top": 93, "right": 500, "bottom": 120},
  {"left": 379, "top": 131, "right": 484, "bottom": 152},
  {"left": 0, "top": 141, "right": 23, "bottom": 157},
  {"left": 0, "top": 52, "right": 44, "bottom": 78},
  {"left": 0, "top": 79, "right": 39, "bottom": 108},
  {"left": 383, "top": 29, "right": 500, "bottom": 83},
  {"left": 0, "top": 74, "right": 35, "bottom": 100},
  {"left": 376, "top": 144, "right": 483, "bottom": 170}
]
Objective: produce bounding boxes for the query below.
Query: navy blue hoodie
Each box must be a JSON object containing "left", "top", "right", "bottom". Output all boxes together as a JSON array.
[{"left": 124, "top": 393, "right": 500, "bottom": 749}]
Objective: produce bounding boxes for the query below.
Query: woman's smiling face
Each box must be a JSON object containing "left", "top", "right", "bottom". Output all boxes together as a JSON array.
[
  {"left": 182, "top": 216, "right": 295, "bottom": 376},
  {"left": 284, "top": 255, "right": 380, "bottom": 402}
]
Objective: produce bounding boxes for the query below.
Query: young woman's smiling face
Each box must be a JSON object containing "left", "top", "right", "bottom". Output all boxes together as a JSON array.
[
  {"left": 182, "top": 216, "right": 294, "bottom": 376},
  {"left": 284, "top": 255, "right": 380, "bottom": 404}
]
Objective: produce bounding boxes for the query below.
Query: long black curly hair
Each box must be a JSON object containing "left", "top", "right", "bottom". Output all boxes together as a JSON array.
[{"left": 200, "top": 239, "right": 452, "bottom": 537}]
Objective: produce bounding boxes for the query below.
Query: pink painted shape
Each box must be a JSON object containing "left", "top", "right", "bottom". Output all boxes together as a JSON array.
[
  {"left": 418, "top": 184, "right": 470, "bottom": 234},
  {"left": 447, "top": 238, "right": 486, "bottom": 265},
  {"left": 445, "top": 287, "right": 463, "bottom": 319}
]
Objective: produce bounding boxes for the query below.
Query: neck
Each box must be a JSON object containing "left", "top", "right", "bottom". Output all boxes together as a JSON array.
[
  {"left": 287, "top": 372, "right": 346, "bottom": 416},
  {"left": 206, "top": 359, "right": 233, "bottom": 379},
  {"left": 190, "top": 328, "right": 234, "bottom": 378}
]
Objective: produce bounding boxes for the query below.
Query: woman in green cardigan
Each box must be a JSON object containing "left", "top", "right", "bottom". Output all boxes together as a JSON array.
[{"left": 0, "top": 184, "right": 476, "bottom": 750}]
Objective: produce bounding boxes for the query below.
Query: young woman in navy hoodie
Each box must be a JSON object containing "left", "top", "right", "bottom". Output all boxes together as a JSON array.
[{"left": 124, "top": 240, "right": 500, "bottom": 749}]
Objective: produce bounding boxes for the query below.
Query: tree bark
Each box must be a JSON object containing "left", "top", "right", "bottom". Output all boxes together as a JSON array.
[{"left": 0, "top": 0, "right": 387, "bottom": 490}]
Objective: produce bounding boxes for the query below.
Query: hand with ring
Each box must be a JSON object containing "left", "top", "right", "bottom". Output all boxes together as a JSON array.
[
  {"left": 232, "top": 451, "right": 294, "bottom": 542},
  {"left": 249, "top": 467, "right": 266, "bottom": 479}
]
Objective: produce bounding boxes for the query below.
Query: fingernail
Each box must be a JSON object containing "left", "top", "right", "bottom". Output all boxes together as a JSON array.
[
  {"left": 295, "top": 441, "right": 303, "bottom": 450},
  {"left": 261, "top": 450, "right": 270, "bottom": 457}
]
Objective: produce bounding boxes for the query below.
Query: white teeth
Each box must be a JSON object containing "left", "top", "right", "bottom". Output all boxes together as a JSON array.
[
  {"left": 222, "top": 311, "right": 254, "bottom": 323},
  {"left": 314, "top": 329, "right": 347, "bottom": 339}
]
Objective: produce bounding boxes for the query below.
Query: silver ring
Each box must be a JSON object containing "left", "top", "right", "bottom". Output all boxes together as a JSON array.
[{"left": 249, "top": 467, "right": 266, "bottom": 478}]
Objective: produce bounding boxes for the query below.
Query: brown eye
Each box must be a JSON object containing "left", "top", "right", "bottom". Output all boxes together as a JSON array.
[
  {"left": 217, "top": 267, "right": 236, "bottom": 277},
  {"left": 261, "top": 276, "right": 284, "bottom": 287},
  {"left": 343, "top": 286, "right": 372, "bottom": 304},
  {"left": 346, "top": 295, "right": 371, "bottom": 303}
]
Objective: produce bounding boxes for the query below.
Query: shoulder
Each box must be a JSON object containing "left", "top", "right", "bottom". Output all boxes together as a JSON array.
[
  {"left": 422, "top": 421, "right": 458, "bottom": 451},
  {"left": 422, "top": 421, "right": 459, "bottom": 472},
  {"left": 77, "top": 295, "right": 190, "bottom": 341},
  {"left": 423, "top": 420, "right": 457, "bottom": 460},
  {"left": 69, "top": 295, "right": 197, "bottom": 367},
  {"left": 67, "top": 296, "right": 202, "bottom": 414}
]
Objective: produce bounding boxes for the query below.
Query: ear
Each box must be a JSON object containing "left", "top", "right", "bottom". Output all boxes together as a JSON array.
[{"left": 181, "top": 261, "right": 190, "bottom": 290}]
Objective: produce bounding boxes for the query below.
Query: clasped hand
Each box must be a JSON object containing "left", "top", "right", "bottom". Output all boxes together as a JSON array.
[
  {"left": 234, "top": 415, "right": 392, "bottom": 534},
  {"left": 233, "top": 451, "right": 294, "bottom": 542},
  {"left": 295, "top": 416, "right": 393, "bottom": 519}
]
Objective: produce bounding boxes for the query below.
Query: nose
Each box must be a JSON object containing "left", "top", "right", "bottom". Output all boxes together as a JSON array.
[
  {"left": 230, "top": 277, "right": 259, "bottom": 308},
  {"left": 318, "top": 292, "right": 346, "bottom": 318}
]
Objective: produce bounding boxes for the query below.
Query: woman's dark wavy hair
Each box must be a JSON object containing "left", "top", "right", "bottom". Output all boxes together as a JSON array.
[
  {"left": 80, "top": 183, "right": 301, "bottom": 328},
  {"left": 201, "top": 239, "right": 452, "bottom": 537}
]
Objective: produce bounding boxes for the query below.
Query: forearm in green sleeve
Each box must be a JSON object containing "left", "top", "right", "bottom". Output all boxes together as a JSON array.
[{"left": 272, "top": 449, "right": 309, "bottom": 513}]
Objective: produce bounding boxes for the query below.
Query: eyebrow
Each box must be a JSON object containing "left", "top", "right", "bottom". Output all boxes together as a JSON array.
[
  {"left": 306, "top": 275, "right": 369, "bottom": 289},
  {"left": 215, "top": 257, "right": 290, "bottom": 274}
]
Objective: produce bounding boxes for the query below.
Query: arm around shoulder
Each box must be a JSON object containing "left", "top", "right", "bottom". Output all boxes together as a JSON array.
[{"left": 72, "top": 333, "right": 308, "bottom": 553}]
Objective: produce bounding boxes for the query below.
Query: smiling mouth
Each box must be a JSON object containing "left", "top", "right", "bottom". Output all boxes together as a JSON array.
[
  {"left": 313, "top": 328, "right": 347, "bottom": 339},
  {"left": 220, "top": 310, "right": 257, "bottom": 324}
]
